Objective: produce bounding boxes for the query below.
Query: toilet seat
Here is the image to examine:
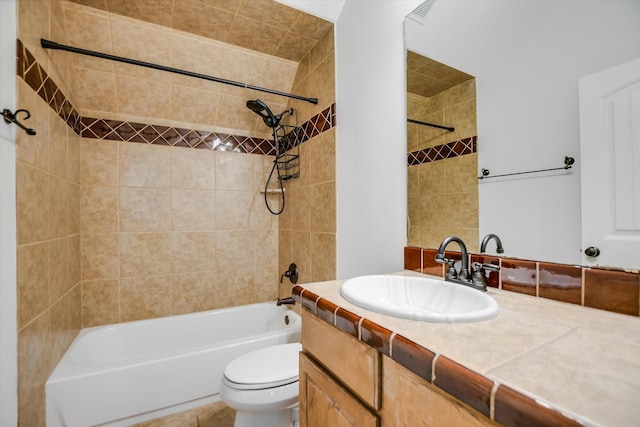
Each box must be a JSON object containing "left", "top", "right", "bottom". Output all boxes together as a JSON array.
[{"left": 223, "top": 343, "right": 302, "bottom": 391}]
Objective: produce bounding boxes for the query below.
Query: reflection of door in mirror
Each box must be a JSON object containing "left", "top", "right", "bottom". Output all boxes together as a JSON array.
[{"left": 406, "top": 51, "right": 479, "bottom": 252}]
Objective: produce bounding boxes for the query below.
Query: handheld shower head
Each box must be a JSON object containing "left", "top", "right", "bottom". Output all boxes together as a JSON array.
[{"left": 247, "top": 99, "right": 279, "bottom": 128}]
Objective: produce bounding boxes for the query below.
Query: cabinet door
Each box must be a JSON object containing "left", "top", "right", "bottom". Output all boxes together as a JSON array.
[{"left": 299, "top": 353, "right": 378, "bottom": 427}]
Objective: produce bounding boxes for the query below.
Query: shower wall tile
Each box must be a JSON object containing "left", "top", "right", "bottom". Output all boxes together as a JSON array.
[
  {"left": 119, "top": 187, "right": 171, "bottom": 232},
  {"left": 119, "top": 141, "right": 171, "bottom": 188},
  {"left": 171, "top": 271, "right": 218, "bottom": 315},
  {"left": 81, "top": 233, "right": 120, "bottom": 280},
  {"left": 80, "top": 186, "right": 119, "bottom": 233},
  {"left": 172, "top": 189, "right": 217, "bottom": 231},
  {"left": 119, "top": 232, "right": 172, "bottom": 278},
  {"left": 81, "top": 280, "right": 119, "bottom": 327},
  {"left": 80, "top": 138, "right": 118, "bottom": 186},
  {"left": 120, "top": 275, "right": 172, "bottom": 322},
  {"left": 170, "top": 147, "right": 216, "bottom": 189}
]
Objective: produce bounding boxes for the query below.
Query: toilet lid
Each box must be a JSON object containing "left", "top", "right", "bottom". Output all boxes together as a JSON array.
[{"left": 224, "top": 343, "right": 302, "bottom": 388}]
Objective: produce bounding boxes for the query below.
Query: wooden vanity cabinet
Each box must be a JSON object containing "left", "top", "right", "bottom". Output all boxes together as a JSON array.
[{"left": 300, "top": 309, "right": 497, "bottom": 427}]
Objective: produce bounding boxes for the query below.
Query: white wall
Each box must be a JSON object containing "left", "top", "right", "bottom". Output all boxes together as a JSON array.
[
  {"left": 334, "top": 0, "right": 422, "bottom": 279},
  {"left": 0, "top": 0, "right": 18, "bottom": 424},
  {"left": 406, "top": 0, "right": 640, "bottom": 265}
]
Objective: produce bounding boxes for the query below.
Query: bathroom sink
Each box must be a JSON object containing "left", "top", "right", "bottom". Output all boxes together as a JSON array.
[{"left": 340, "top": 275, "right": 499, "bottom": 323}]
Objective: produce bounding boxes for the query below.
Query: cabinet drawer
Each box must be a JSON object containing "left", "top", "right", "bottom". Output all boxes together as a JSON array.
[{"left": 301, "top": 309, "right": 380, "bottom": 409}]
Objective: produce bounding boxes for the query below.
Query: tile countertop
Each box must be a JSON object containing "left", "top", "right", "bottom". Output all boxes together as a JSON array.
[{"left": 294, "top": 271, "right": 640, "bottom": 427}]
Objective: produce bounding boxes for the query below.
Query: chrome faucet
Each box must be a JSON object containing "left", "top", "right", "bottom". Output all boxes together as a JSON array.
[
  {"left": 480, "top": 233, "right": 504, "bottom": 254},
  {"left": 436, "top": 236, "right": 490, "bottom": 291}
]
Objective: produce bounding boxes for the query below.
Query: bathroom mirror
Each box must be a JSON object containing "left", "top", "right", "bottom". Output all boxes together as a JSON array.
[{"left": 404, "top": 0, "right": 640, "bottom": 267}]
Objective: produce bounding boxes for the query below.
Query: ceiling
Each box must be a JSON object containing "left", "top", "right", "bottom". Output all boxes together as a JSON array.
[
  {"left": 407, "top": 50, "right": 474, "bottom": 98},
  {"left": 67, "top": 0, "right": 334, "bottom": 62}
]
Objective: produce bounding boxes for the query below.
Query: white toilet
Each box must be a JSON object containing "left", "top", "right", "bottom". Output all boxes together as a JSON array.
[{"left": 220, "top": 342, "right": 302, "bottom": 427}]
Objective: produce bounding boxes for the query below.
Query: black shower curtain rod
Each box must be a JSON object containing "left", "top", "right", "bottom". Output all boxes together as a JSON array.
[
  {"left": 41, "top": 39, "right": 319, "bottom": 105},
  {"left": 407, "top": 118, "right": 454, "bottom": 132}
]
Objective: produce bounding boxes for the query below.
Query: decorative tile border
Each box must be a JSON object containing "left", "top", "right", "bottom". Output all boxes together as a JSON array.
[
  {"left": 17, "top": 39, "right": 336, "bottom": 155},
  {"left": 291, "top": 285, "right": 583, "bottom": 426},
  {"left": 406, "top": 246, "right": 640, "bottom": 317},
  {"left": 408, "top": 136, "right": 477, "bottom": 166}
]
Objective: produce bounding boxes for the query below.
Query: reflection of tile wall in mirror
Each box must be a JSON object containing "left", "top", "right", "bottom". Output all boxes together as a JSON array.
[{"left": 407, "top": 52, "right": 478, "bottom": 251}]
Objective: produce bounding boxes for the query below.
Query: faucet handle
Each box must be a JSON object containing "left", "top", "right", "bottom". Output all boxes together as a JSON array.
[{"left": 473, "top": 262, "right": 500, "bottom": 272}]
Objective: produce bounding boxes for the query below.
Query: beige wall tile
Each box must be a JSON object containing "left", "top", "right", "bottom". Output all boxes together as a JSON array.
[
  {"left": 255, "top": 265, "right": 278, "bottom": 302},
  {"left": 120, "top": 188, "right": 171, "bottom": 232},
  {"left": 445, "top": 192, "right": 478, "bottom": 229},
  {"left": 17, "top": 163, "right": 51, "bottom": 244},
  {"left": 308, "top": 130, "right": 335, "bottom": 185},
  {"left": 444, "top": 99, "right": 477, "bottom": 141},
  {"left": 171, "top": 147, "right": 216, "bottom": 190},
  {"left": 420, "top": 194, "right": 447, "bottom": 228},
  {"left": 289, "top": 230, "right": 311, "bottom": 284},
  {"left": 18, "top": 0, "right": 50, "bottom": 65},
  {"left": 72, "top": 67, "right": 118, "bottom": 113},
  {"left": 171, "top": 189, "right": 217, "bottom": 231},
  {"left": 171, "top": 232, "right": 217, "bottom": 274},
  {"left": 120, "top": 275, "right": 171, "bottom": 322},
  {"left": 116, "top": 74, "right": 172, "bottom": 121},
  {"left": 63, "top": 2, "right": 111, "bottom": 53},
  {"left": 216, "top": 230, "right": 255, "bottom": 269},
  {"left": 216, "top": 152, "right": 255, "bottom": 191},
  {"left": 81, "top": 186, "right": 118, "bottom": 233},
  {"left": 48, "top": 237, "right": 68, "bottom": 302},
  {"left": 49, "top": 113, "right": 69, "bottom": 179},
  {"left": 107, "top": 0, "right": 173, "bottom": 28},
  {"left": 82, "top": 280, "right": 119, "bottom": 327},
  {"left": 170, "top": 85, "right": 220, "bottom": 126},
  {"left": 216, "top": 267, "right": 256, "bottom": 308},
  {"left": 81, "top": 233, "right": 119, "bottom": 280},
  {"left": 419, "top": 161, "right": 445, "bottom": 196},
  {"left": 171, "top": 272, "right": 217, "bottom": 315},
  {"left": 17, "top": 312, "right": 50, "bottom": 426},
  {"left": 445, "top": 154, "right": 479, "bottom": 194},
  {"left": 310, "top": 232, "right": 335, "bottom": 282},
  {"left": 310, "top": 181, "right": 335, "bottom": 233},
  {"left": 169, "top": 33, "right": 227, "bottom": 92},
  {"left": 80, "top": 138, "right": 118, "bottom": 186},
  {"left": 119, "top": 142, "right": 170, "bottom": 188},
  {"left": 49, "top": 296, "right": 72, "bottom": 370},
  {"left": 16, "top": 81, "right": 50, "bottom": 170},
  {"left": 68, "top": 235, "right": 81, "bottom": 287},
  {"left": 49, "top": 176, "right": 70, "bottom": 238},
  {"left": 214, "top": 190, "right": 253, "bottom": 230},
  {"left": 17, "top": 243, "right": 50, "bottom": 329},
  {"left": 120, "top": 232, "right": 171, "bottom": 277},
  {"left": 255, "top": 229, "right": 278, "bottom": 268}
]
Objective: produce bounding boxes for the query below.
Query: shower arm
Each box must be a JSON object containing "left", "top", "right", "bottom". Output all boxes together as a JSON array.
[{"left": 40, "top": 39, "right": 319, "bottom": 105}]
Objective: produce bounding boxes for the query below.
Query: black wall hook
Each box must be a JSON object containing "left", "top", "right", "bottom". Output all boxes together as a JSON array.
[{"left": 2, "top": 109, "right": 37, "bottom": 135}]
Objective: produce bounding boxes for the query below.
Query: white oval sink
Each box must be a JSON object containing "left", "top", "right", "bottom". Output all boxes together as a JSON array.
[{"left": 340, "top": 275, "right": 499, "bottom": 323}]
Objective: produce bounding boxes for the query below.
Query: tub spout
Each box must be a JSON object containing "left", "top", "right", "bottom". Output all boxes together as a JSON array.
[{"left": 276, "top": 297, "right": 295, "bottom": 306}]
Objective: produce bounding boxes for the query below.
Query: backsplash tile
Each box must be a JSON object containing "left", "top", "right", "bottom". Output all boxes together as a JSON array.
[
  {"left": 584, "top": 268, "right": 639, "bottom": 316},
  {"left": 405, "top": 246, "right": 640, "bottom": 318},
  {"left": 501, "top": 259, "right": 537, "bottom": 296},
  {"left": 539, "top": 262, "right": 582, "bottom": 305}
]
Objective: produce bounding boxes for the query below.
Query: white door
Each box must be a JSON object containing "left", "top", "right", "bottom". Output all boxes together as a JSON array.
[{"left": 579, "top": 57, "right": 640, "bottom": 270}]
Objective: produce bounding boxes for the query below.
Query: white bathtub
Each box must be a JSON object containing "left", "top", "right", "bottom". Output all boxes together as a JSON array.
[{"left": 46, "top": 302, "right": 301, "bottom": 427}]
